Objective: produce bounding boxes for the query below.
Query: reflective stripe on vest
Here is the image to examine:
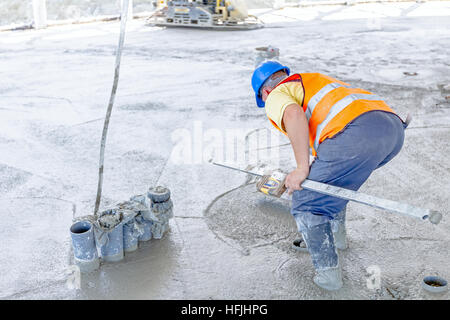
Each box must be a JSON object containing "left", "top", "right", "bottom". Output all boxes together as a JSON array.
[
  {"left": 305, "top": 82, "right": 350, "bottom": 121},
  {"left": 313, "top": 93, "right": 382, "bottom": 150}
]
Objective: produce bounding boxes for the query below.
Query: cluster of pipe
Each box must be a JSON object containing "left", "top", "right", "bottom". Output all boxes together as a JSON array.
[{"left": 69, "top": 186, "right": 173, "bottom": 273}]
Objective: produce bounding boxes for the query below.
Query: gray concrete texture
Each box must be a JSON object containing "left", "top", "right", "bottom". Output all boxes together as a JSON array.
[{"left": 0, "top": 1, "right": 449, "bottom": 299}]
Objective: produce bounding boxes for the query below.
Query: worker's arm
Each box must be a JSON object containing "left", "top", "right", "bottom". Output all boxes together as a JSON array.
[{"left": 282, "top": 103, "right": 310, "bottom": 194}]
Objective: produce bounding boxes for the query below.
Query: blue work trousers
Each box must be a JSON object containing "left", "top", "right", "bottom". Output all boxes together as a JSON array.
[{"left": 292, "top": 110, "right": 406, "bottom": 232}]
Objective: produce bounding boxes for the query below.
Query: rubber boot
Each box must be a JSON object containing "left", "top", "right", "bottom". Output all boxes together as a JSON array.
[
  {"left": 313, "top": 266, "right": 343, "bottom": 291},
  {"left": 331, "top": 208, "right": 348, "bottom": 251},
  {"left": 302, "top": 222, "right": 343, "bottom": 291}
]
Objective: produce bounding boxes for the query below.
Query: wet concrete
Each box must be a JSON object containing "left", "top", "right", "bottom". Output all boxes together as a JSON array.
[{"left": 0, "top": 2, "right": 449, "bottom": 299}]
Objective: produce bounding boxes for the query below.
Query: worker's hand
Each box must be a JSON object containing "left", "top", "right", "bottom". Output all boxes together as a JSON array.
[{"left": 285, "top": 167, "right": 309, "bottom": 195}]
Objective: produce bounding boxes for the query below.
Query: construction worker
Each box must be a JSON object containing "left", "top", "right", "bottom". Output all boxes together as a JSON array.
[{"left": 251, "top": 61, "right": 408, "bottom": 291}]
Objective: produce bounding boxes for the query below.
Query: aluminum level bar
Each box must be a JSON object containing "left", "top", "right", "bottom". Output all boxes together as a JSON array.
[{"left": 211, "top": 162, "right": 442, "bottom": 225}]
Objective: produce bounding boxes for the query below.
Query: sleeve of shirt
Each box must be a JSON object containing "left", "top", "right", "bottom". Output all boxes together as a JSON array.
[{"left": 265, "top": 82, "right": 304, "bottom": 132}]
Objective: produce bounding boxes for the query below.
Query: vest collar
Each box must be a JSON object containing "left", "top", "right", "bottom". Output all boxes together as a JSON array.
[{"left": 276, "top": 73, "right": 301, "bottom": 88}]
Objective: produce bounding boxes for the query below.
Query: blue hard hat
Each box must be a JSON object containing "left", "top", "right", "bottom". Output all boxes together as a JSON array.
[{"left": 251, "top": 61, "right": 290, "bottom": 108}]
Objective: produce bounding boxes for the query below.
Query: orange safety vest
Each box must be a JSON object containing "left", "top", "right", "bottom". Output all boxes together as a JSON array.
[{"left": 267, "top": 73, "right": 397, "bottom": 156}]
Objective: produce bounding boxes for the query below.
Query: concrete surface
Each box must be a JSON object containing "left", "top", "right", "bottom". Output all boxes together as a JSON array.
[{"left": 0, "top": 1, "right": 449, "bottom": 299}]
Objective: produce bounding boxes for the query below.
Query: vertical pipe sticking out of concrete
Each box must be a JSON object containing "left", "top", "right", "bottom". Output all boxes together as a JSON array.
[
  {"left": 123, "top": 219, "right": 139, "bottom": 252},
  {"left": 137, "top": 217, "right": 153, "bottom": 242},
  {"left": 70, "top": 221, "right": 100, "bottom": 273},
  {"left": 97, "top": 224, "right": 125, "bottom": 262},
  {"left": 32, "top": 0, "right": 47, "bottom": 29}
]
